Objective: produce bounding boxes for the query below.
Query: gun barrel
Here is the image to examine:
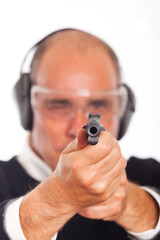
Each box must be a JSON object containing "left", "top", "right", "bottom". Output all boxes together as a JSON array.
[
  {"left": 83, "top": 113, "right": 105, "bottom": 145},
  {"left": 87, "top": 122, "right": 100, "bottom": 137}
]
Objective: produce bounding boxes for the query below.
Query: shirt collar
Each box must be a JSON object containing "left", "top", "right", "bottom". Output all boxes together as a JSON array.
[{"left": 17, "top": 135, "right": 52, "bottom": 182}]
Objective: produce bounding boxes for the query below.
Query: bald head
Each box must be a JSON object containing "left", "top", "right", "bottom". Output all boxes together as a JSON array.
[{"left": 30, "top": 29, "right": 121, "bottom": 83}]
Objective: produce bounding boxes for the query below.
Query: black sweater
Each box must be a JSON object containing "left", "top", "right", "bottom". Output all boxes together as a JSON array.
[{"left": 0, "top": 156, "right": 160, "bottom": 240}]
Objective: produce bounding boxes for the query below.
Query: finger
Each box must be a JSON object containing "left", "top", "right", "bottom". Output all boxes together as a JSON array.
[
  {"left": 90, "top": 138, "right": 121, "bottom": 173},
  {"left": 78, "top": 131, "right": 114, "bottom": 165},
  {"left": 77, "top": 129, "right": 88, "bottom": 150},
  {"left": 63, "top": 131, "right": 114, "bottom": 167},
  {"left": 78, "top": 199, "right": 122, "bottom": 220},
  {"left": 89, "top": 154, "right": 126, "bottom": 193},
  {"left": 89, "top": 158, "right": 126, "bottom": 198},
  {"left": 62, "top": 129, "right": 89, "bottom": 154},
  {"left": 78, "top": 184, "right": 127, "bottom": 220}
]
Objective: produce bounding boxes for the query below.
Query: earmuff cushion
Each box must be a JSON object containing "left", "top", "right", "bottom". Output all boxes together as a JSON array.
[
  {"left": 118, "top": 84, "right": 136, "bottom": 140},
  {"left": 13, "top": 73, "right": 33, "bottom": 130}
]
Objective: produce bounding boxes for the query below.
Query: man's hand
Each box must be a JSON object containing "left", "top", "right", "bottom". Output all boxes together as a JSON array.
[
  {"left": 58, "top": 129, "right": 159, "bottom": 233},
  {"left": 20, "top": 129, "right": 127, "bottom": 239},
  {"left": 78, "top": 171, "right": 127, "bottom": 221},
  {"left": 54, "top": 129, "right": 127, "bottom": 210}
]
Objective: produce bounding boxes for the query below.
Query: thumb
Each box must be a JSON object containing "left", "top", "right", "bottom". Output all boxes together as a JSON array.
[
  {"left": 77, "top": 128, "right": 88, "bottom": 150},
  {"left": 63, "top": 129, "right": 88, "bottom": 154}
]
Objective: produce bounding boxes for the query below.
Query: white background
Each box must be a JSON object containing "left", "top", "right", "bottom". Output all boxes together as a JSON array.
[{"left": 0, "top": 0, "right": 159, "bottom": 161}]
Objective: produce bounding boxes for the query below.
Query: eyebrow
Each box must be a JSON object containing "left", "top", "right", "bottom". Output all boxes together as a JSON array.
[
  {"left": 89, "top": 98, "right": 113, "bottom": 102},
  {"left": 45, "top": 99, "right": 72, "bottom": 105}
]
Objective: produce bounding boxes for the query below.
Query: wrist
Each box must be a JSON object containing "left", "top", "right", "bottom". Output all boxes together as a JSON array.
[
  {"left": 20, "top": 174, "right": 76, "bottom": 240},
  {"left": 116, "top": 182, "right": 159, "bottom": 232}
]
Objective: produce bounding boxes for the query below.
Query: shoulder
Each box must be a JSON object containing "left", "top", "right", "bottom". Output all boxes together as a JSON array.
[
  {"left": 0, "top": 156, "right": 18, "bottom": 171},
  {"left": 0, "top": 156, "right": 38, "bottom": 183},
  {"left": 0, "top": 156, "right": 23, "bottom": 176},
  {"left": 126, "top": 156, "right": 160, "bottom": 187},
  {"left": 0, "top": 156, "right": 39, "bottom": 201},
  {"left": 0, "top": 156, "right": 27, "bottom": 187}
]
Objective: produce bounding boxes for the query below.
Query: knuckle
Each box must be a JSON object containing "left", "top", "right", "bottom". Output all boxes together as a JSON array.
[
  {"left": 120, "top": 193, "right": 126, "bottom": 202},
  {"left": 71, "top": 160, "right": 81, "bottom": 174},
  {"left": 121, "top": 157, "right": 127, "bottom": 169},
  {"left": 99, "top": 131, "right": 113, "bottom": 151},
  {"left": 110, "top": 204, "right": 122, "bottom": 217},
  {"left": 90, "top": 181, "right": 107, "bottom": 194},
  {"left": 85, "top": 175, "right": 94, "bottom": 186},
  {"left": 99, "top": 142, "right": 111, "bottom": 155},
  {"left": 81, "top": 171, "right": 95, "bottom": 187},
  {"left": 116, "top": 193, "right": 125, "bottom": 203},
  {"left": 84, "top": 208, "right": 96, "bottom": 218},
  {"left": 114, "top": 190, "right": 126, "bottom": 208},
  {"left": 106, "top": 131, "right": 113, "bottom": 140},
  {"left": 84, "top": 208, "right": 102, "bottom": 219},
  {"left": 112, "top": 145, "right": 121, "bottom": 159},
  {"left": 114, "top": 205, "right": 122, "bottom": 216},
  {"left": 121, "top": 175, "right": 127, "bottom": 186},
  {"left": 98, "top": 182, "right": 108, "bottom": 194}
]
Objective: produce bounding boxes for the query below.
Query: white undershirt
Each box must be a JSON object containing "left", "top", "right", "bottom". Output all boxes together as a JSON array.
[{"left": 4, "top": 137, "right": 160, "bottom": 240}]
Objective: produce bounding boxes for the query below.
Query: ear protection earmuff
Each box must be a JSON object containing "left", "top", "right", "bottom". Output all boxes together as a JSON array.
[
  {"left": 13, "top": 28, "right": 136, "bottom": 140},
  {"left": 117, "top": 83, "right": 135, "bottom": 139}
]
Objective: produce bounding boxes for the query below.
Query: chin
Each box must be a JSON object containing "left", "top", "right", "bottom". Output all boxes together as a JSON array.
[{"left": 57, "top": 141, "right": 73, "bottom": 152}]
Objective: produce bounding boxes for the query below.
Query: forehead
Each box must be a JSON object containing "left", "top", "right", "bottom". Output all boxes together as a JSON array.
[{"left": 34, "top": 35, "right": 118, "bottom": 91}]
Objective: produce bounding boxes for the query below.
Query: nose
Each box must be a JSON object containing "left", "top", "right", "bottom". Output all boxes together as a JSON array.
[{"left": 67, "top": 109, "right": 88, "bottom": 139}]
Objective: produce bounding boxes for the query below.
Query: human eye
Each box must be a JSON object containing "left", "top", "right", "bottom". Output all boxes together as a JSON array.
[
  {"left": 89, "top": 99, "right": 112, "bottom": 110},
  {"left": 44, "top": 99, "right": 71, "bottom": 110}
]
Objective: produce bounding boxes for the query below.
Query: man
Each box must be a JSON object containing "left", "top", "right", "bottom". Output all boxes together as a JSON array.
[{"left": 0, "top": 28, "right": 160, "bottom": 240}]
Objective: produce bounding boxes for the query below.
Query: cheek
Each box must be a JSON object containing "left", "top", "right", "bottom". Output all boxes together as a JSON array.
[
  {"left": 31, "top": 115, "right": 71, "bottom": 168},
  {"left": 34, "top": 116, "right": 69, "bottom": 149}
]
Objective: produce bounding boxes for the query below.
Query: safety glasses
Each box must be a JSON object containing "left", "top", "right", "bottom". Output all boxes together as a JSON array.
[{"left": 31, "top": 85, "right": 128, "bottom": 122}]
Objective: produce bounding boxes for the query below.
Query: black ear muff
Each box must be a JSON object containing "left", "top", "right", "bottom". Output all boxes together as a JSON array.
[
  {"left": 118, "top": 84, "right": 136, "bottom": 140},
  {"left": 13, "top": 73, "right": 33, "bottom": 130}
]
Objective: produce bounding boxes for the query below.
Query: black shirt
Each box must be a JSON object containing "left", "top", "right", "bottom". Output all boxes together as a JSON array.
[{"left": 0, "top": 156, "right": 160, "bottom": 240}]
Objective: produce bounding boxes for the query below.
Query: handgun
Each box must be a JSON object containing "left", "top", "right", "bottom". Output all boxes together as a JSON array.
[{"left": 83, "top": 113, "right": 106, "bottom": 145}]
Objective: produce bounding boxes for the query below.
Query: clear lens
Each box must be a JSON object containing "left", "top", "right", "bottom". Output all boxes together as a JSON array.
[{"left": 31, "top": 85, "right": 128, "bottom": 121}]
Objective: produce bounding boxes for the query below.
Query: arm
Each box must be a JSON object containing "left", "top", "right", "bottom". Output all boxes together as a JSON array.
[
  {"left": 0, "top": 200, "right": 10, "bottom": 240},
  {"left": 116, "top": 182, "right": 159, "bottom": 232},
  {"left": 127, "top": 186, "right": 160, "bottom": 239}
]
